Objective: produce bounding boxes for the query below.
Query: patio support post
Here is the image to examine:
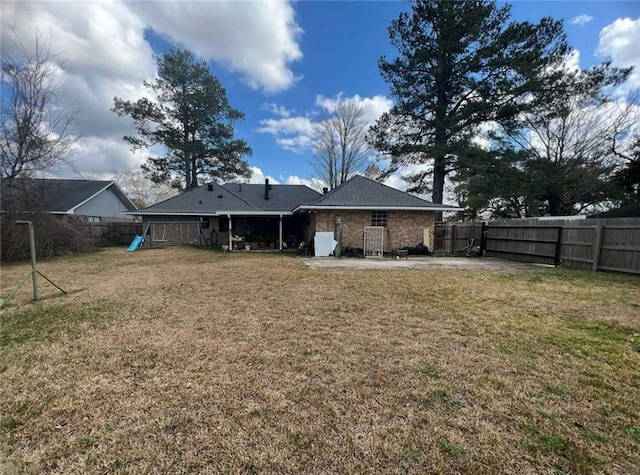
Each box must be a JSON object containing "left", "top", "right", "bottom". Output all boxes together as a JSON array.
[
  {"left": 228, "top": 214, "right": 232, "bottom": 251},
  {"left": 279, "top": 214, "right": 283, "bottom": 251}
]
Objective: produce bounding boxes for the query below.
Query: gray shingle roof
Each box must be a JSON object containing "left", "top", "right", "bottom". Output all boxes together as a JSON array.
[
  {"left": 1, "top": 178, "right": 136, "bottom": 213},
  {"left": 135, "top": 176, "right": 460, "bottom": 215},
  {"left": 221, "top": 183, "right": 321, "bottom": 212},
  {"left": 298, "top": 175, "right": 461, "bottom": 210},
  {"left": 138, "top": 182, "right": 258, "bottom": 215},
  {"left": 137, "top": 181, "right": 321, "bottom": 215}
]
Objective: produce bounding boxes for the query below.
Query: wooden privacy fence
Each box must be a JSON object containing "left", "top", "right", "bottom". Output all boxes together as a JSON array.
[
  {"left": 435, "top": 219, "right": 640, "bottom": 275},
  {"left": 85, "top": 222, "right": 143, "bottom": 246},
  {"left": 434, "top": 222, "right": 485, "bottom": 255}
]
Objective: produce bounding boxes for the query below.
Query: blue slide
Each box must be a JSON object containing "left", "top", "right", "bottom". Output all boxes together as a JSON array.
[{"left": 127, "top": 235, "right": 144, "bottom": 252}]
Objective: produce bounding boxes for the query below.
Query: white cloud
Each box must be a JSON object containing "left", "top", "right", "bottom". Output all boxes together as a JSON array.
[
  {"left": 283, "top": 175, "right": 325, "bottom": 192},
  {"left": 249, "top": 167, "right": 327, "bottom": 192},
  {"left": 256, "top": 116, "right": 315, "bottom": 153},
  {"left": 256, "top": 116, "right": 314, "bottom": 136},
  {"left": 67, "top": 138, "right": 145, "bottom": 177},
  {"left": 258, "top": 93, "right": 393, "bottom": 154},
  {"left": 570, "top": 14, "right": 594, "bottom": 26},
  {"left": 1, "top": 0, "right": 302, "bottom": 179},
  {"left": 315, "top": 94, "right": 393, "bottom": 125},
  {"left": 248, "top": 166, "right": 279, "bottom": 184},
  {"left": 597, "top": 17, "right": 640, "bottom": 92},
  {"left": 127, "top": 0, "right": 302, "bottom": 93},
  {"left": 260, "top": 103, "right": 292, "bottom": 118}
]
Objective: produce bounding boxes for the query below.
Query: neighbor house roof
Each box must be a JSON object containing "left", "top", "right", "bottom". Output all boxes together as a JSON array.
[
  {"left": 134, "top": 181, "right": 321, "bottom": 216},
  {"left": 590, "top": 203, "right": 640, "bottom": 218},
  {"left": 1, "top": 178, "right": 137, "bottom": 214},
  {"left": 295, "top": 175, "right": 462, "bottom": 211}
]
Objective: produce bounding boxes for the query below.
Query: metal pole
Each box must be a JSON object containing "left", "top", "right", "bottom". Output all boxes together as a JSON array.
[{"left": 16, "top": 221, "right": 39, "bottom": 301}]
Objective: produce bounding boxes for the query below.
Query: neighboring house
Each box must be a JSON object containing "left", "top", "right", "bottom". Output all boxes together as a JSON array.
[
  {"left": 590, "top": 203, "right": 640, "bottom": 218},
  {"left": 133, "top": 175, "right": 461, "bottom": 253},
  {"left": 1, "top": 178, "right": 138, "bottom": 222}
]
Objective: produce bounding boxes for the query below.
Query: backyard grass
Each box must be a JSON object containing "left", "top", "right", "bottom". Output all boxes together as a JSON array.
[{"left": 1, "top": 247, "right": 639, "bottom": 474}]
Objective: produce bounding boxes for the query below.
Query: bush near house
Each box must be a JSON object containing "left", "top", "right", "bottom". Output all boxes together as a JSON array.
[{"left": 0, "top": 214, "right": 94, "bottom": 262}]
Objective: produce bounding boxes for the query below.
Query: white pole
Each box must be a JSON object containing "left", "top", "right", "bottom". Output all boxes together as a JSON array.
[{"left": 279, "top": 214, "right": 283, "bottom": 251}]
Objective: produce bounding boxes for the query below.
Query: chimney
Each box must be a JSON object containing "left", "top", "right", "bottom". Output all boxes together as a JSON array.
[
  {"left": 264, "top": 178, "right": 270, "bottom": 200},
  {"left": 322, "top": 187, "right": 328, "bottom": 195},
  {"left": 207, "top": 183, "right": 214, "bottom": 191}
]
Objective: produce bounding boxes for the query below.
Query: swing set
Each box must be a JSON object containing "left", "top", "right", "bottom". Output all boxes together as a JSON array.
[{"left": 141, "top": 221, "right": 209, "bottom": 247}]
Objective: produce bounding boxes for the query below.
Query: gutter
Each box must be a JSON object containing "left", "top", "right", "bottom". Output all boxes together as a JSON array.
[{"left": 293, "top": 205, "right": 464, "bottom": 212}]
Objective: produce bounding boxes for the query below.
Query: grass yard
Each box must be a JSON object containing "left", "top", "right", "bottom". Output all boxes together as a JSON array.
[{"left": 1, "top": 247, "right": 639, "bottom": 474}]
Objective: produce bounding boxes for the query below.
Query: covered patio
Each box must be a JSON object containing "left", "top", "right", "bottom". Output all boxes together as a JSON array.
[{"left": 223, "top": 213, "right": 309, "bottom": 251}]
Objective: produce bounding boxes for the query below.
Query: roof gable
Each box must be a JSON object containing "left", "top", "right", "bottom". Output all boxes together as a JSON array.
[
  {"left": 299, "top": 175, "right": 461, "bottom": 210},
  {"left": 1, "top": 178, "right": 137, "bottom": 213}
]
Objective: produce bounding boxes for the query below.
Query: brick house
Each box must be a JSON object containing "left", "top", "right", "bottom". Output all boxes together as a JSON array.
[
  {"left": 297, "top": 175, "right": 460, "bottom": 253},
  {"left": 132, "top": 175, "right": 460, "bottom": 254}
]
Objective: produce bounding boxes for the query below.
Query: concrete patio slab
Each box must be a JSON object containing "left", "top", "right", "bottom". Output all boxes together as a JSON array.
[{"left": 301, "top": 256, "right": 537, "bottom": 270}]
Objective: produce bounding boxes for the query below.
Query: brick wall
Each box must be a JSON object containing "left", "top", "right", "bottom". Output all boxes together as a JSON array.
[{"left": 313, "top": 210, "right": 435, "bottom": 251}]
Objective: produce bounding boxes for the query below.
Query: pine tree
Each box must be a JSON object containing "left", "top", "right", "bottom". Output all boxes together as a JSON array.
[
  {"left": 113, "top": 49, "right": 251, "bottom": 190},
  {"left": 369, "top": 0, "right": 568, "bottom": 205}
]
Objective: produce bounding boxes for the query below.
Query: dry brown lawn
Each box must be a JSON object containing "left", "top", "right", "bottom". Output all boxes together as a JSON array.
[{"left": 1, "top": 247, "right": 639, "bottom": 474}]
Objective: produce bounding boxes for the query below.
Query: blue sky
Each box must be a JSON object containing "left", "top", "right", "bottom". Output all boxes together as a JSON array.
[{"left": 2, "top": 0, "right": 639, "bottom": 194}]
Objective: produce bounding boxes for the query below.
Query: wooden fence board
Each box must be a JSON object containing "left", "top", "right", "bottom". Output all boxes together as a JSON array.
[{"left": 435, "top": 219, "right": 640, "bottom": 275}]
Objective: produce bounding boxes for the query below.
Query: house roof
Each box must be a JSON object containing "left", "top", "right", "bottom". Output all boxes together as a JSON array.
[
  {"left": 135, "top": 181, "right": 321, "bottom": 216},
  {"left": 296, "top": 175, "right": 462, "bottom": 211},
  {"left": 590, "top": 203, "right": 640, "bottom": 218},
  {"left": 1, "top": 178, "right": 137, "bottom": 213},
  {"left": 221, "top": 183, "right": 321, "bottom": 212}
]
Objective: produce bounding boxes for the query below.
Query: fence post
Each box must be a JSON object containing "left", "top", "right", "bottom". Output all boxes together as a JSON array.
[
  {"left": 451, "top": 225, "right": 457, "bottom": 256},
  {"left": 554, "top": 226, "right": 563, "bottom": 267},
  {"left": 592, "top": 225, "right": 604, "bottom": 271},
  {"left": 480, "top": 222, "right": 488, "bottom": 256}
]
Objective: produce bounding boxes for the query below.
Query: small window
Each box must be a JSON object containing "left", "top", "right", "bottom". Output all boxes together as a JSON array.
[
  {"left": 87, "top": 216, "right": 101, "bottom": 223},
  {"left": 371, "top": 210, "right": 387, "bottom": 227}
]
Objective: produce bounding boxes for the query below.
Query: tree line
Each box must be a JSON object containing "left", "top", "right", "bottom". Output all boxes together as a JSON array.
[{"left": 2, "top": 0, "right": 638, "bottom": 218}]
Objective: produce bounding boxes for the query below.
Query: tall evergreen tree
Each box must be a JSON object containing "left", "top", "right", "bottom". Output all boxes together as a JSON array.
[
  {"left": 369, "top": 0, "right": 568, "bottom": 205},
  {"left": 113, "top": 49, "right": 251, "bottom": 190},
  {"left": 454, "top": 65, "right": 633, "bottom": 217}
]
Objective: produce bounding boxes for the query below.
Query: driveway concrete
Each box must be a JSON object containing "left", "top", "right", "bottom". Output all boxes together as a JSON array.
[{"left": 301, "top": 256, "right": 537, "bottom": 270}]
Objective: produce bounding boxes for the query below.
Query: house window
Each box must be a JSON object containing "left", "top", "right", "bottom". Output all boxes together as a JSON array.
[
  {"left": 87, "top": 216, "right": 101, "bottom": 223},
  {"left": 371, "top": 210, "right": 387, "bottom": 227}
]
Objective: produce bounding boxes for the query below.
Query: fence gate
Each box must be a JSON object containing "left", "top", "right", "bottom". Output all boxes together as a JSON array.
[{"left": 364, "top": 226, "right": 384, "bottom": 258}]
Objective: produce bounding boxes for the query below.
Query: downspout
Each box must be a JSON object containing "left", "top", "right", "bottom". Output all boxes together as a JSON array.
[
  {"left": 279, "top": 214, "right": 283, "bottom": 251},
  {"left": 228, "top": 214, "right": 232, "bottom": 251}
]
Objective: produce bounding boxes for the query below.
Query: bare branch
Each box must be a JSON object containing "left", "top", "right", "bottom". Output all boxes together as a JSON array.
[
  {"left": 310, "top": 98, "right": 372, "bottom": 189},
  {"left": 1, "top": 29, "right": 79, "bottom": 180}
]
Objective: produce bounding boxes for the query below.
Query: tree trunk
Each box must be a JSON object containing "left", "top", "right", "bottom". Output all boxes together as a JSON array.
[
  {"left": 432, "top": 156, "right": 446, "bottom": 204},
  {"left": 433, "top": 155, "right": 446, "bottom": 221}
]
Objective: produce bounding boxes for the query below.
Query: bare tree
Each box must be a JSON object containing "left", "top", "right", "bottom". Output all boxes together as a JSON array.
[
  {"left": 501, "top": 88, "right": 639, "bottom": 215},
  {"left": 310, "top": 99, "right": 370, "bottom": 189},
  {"left": 112, "top": 168, "right": 178, "bottom": 208},
  {"left": 1, "top": 30, "right": 78, "bottom": 181}
]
